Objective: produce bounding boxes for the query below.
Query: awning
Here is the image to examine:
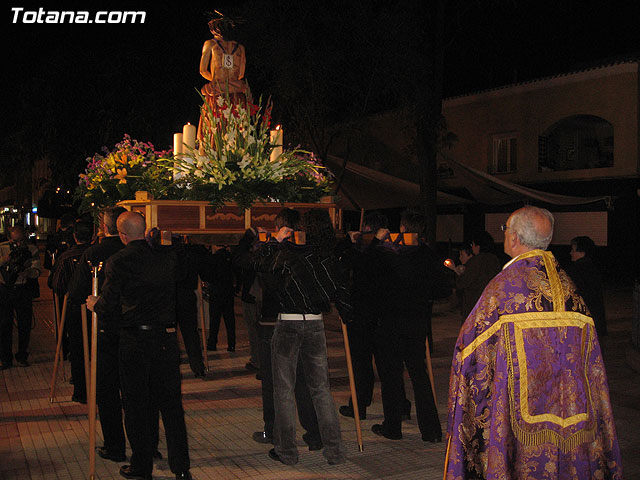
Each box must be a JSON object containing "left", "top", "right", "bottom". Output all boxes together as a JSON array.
[
  {"left": 440, "top": 156, "right": 611, "bottom": 207},
  {"left": 324, "top": 155, "right": 471, "bottom": 210}
]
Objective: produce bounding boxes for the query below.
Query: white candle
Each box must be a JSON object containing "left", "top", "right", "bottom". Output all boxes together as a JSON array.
[
  {"left": 183, "top": 123, "right": 196, "bottom": 152},
  {"left": 270, "top": 126, "right": 283, "bottom": 162},
  {"left": 173, "top": 133, "right": 183, "bottom": 157}
]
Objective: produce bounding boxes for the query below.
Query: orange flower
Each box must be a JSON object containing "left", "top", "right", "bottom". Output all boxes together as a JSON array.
[{"left": 115, "top": 167, "right": 128, "bottom": 184}]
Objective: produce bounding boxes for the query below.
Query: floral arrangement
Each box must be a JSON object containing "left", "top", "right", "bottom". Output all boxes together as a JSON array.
[
  {"left": 172, "top": 93, "right": 333, "bottom": 210},
  {"left": 75, "top": 96, "right": 334, "bottom": 215},
  {"left": 75, "top": 135, "right": 174, "bottom": 216}
]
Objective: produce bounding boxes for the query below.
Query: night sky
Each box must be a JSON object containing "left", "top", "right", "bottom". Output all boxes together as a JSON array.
[{"left": 2, "top": 0, "right": 640, "bottom": 193}]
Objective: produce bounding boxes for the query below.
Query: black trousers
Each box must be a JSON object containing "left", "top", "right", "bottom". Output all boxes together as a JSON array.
[
  {"left": 258, "top": 322, "right": 320, "bottom": 441},
  {"left": 97, "top": 329, "right": 126, "bottom": 456},
  {"left": 119, "top": 328, "right": 189, "bottom": 475},
  {"left": 374, "top": 317, "right": 441, "bottom": 439},
  {"left": 345, "top": 320, "right": 375, "bottom": 411},
  {"left": 0, "top": 285, "right": 32, "bottom": 364},
  {"left": 208, "top": 294, "right": 235, "bottom": 349},
  {"left": 177, "top": 291, "right": 204, "bottom": 374}
]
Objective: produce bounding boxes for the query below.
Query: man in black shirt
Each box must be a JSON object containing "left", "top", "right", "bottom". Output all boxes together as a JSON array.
[
  {"left": 87, "top": 211, "right": 191, "bottom": 480},
  {"left": 255, "top": 209, "right": 352, "bottom": 466},
  {"left": 371, "top": 209, "right": 444, "bottom": 443},
  {"left": 68, "top": 207, "right": 127, "bottom": 460},
  {"left": 49, "top": 220, "right": 93, "bottom": 402}
]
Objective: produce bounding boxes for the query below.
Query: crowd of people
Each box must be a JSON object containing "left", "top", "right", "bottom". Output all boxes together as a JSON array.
[{"left": 0, "top": 204, "right": 623, "bottom": 479}]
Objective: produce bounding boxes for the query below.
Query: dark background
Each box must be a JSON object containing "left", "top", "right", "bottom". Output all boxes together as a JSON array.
[{"left": 2, "top": 0, "right": 639, "bottom": 194}]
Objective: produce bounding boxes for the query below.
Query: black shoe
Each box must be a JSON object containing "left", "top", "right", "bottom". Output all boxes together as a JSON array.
[
  {"left": 255, "top": 372, "right": 262, "bottom": 381},
  {"left": 371, "top": 424, "right": 402, "bottom": 440},
  {"left": 97, "top": 447, "right": 126, "bottom": 462},
  {"left": 206, "top": 345, "right": 217, "bottom": 351},
  {"left": 0, "top": 362, "right": 12, "bottom": 370},
  {"left": 421, "top": 434, "right": 442, "bottom": 443},
  {"left": 194, "top": 370, "right": 205, "bottom": 378},
  {"left": 72, "top": 395, "right": 87, "bottom": 404},
  {"left": 252, "top": 431, "right": 273, "bottom": 444},
  {"left": 16, "top": 359, "right": 30, "bottom": 367},
  {"left": 175, "top": 472, "right": 192, "bottom": 480},
  {"left": 302, "top": 432, "right": 323, "bottom": 451},
  {"left": 245, "top": 362, "right": 259, "bottom": 371},
  {"left": 119, "top": 464, "right": 152, "bottom": 480},
  {"left": 339, "top": 404, "right": 366, "bottom": 420},
  {"left": 153, "top": 450, "right": 163, "bottom": 460},
  {"left": 227, "top": 346, "right": 235, "bottom": 352},
  {"left": 268, "top": 448, "right": 297, "bottom": 465}
]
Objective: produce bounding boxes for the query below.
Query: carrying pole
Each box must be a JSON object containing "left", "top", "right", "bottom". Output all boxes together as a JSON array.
[
  {"left": 425, "top": 336, "right": 437, "bottom": 405},
  {"left": 80, "top": 304, "right": 91, "bottom": 400},
  {"left": 197, "top": 278, "right": 209, "bottom": 372},
  {"left": 48, "top": 294, "right": 69, "bottom": 402},
  {"left": 340, "top": 319, "right": 363, "bottom": 452},
  {"left": 88, "top": 262, "right": 102, "bottom": 480}
]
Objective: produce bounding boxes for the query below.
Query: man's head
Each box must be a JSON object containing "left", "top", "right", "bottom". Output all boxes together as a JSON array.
[
  {"left": 8, "top": 225, "right": 26, "bottom": 243},
  {"left": 59, "top": 213, "right": 76, "bottom": 231},
  {"left": 303, "top": 209, "right": 335, "bottom": 254},
  {"left": 362, "top": 211, "right": 388, "bottom": 233},
  {"left": 73, "top": 221, "right": 93, "bottom": 244},
  {"left": 570, "top": 235, "right": 596, "bottom": 262},
  {"left": 400, "top": 209, "right": 425, "bottom": 235},
  {"left": 102, "top": 206, "right": 128, "bottom": 236},
  {"left": 274, "top": 208, "right": 301, "bottom": 231},
  {"left": 503, "top": 206, "right": 554, "bottom": 258},
  {"left": 471, "top": 230, "right": 495, "bottom": 255},
  {"left": 116, "top": 211, "right": 147, "bottom": 245}
]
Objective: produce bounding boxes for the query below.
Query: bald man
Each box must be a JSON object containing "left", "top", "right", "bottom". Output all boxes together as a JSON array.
[
  {"left": 87, "top": 211, "right": 192, "bottom": 480},
  {"left": 444, "top": 206, "right": 622, "bottom": 480}
]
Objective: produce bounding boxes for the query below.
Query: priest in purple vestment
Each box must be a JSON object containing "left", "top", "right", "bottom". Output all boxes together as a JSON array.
[{"left": 444, "top": 206, "right": 622, "bottom": 480}]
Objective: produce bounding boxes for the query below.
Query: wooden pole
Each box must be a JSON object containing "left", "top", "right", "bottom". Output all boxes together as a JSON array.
[
  {"left": 340, "top": 320, "right": 363, "bottom": 452},
  {"left": 80, "top": 304, "right": 90, "bottom": 400},
  {"left": 88, "top": 264, "right": 101, "bottom": 480},
  {"left": 48, "top": 294, "right": 68, "bottom": 402},
  {"left": 197, "top": 278, "right": 209, "bottom": 372},
  {"left": 425, "top": 335, "right": 437, "bottom": 405}
]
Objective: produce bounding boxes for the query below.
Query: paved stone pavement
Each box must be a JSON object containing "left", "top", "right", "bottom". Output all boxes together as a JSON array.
[{"left": 1, "top": 274, "right": 638, "bottom": 479}]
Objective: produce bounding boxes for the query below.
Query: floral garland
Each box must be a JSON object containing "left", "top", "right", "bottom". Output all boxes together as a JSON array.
[{"left": 75, "top": 135, "right": 174, "bottom": 216}]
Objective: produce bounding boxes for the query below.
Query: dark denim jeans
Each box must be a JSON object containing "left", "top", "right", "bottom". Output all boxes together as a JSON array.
[
  {"left": 258, "top": 322, "right": 320, "bottom": 440},
  {"left": 271, "top": 319, "right": 345, "bottom": 465}
]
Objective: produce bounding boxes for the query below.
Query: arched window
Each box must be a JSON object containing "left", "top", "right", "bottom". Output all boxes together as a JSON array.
[{"left": 538, "top": 115, "right": 613, "bottom": 171}]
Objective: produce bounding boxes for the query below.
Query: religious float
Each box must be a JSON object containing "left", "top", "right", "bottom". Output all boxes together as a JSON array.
[{"left": 75, "top": 16, "right": 339, "bottom": 241}]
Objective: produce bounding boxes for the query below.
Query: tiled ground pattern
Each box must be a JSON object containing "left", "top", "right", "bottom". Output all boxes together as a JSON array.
[{"left": 1, "top": 274, "right": 638, "bottom": 479}]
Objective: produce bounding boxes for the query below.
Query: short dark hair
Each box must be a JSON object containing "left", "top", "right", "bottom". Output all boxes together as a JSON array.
[
  {"left": 60, "top": 214, "right": 76, "bottom": 229},
  {"left": 275, "top": 208, "right": 301, "bottom": 230},
  {"left": 363, "top": 211, "right": 388, "bottom": 232},
  {"left": 571, "top": 236, "right": 596, "bottom": 258},
  {"left": 471, "top": 230, "right": 495, "bottom": 252},
  {"left": 73, "top": 221, "right": 93, "bottom": 243},
  {"left": 103, "top": 207, "right": 127, "bottom": 235},
  {"left": 400, "top": 208, "right": 425, "bottom": 234},
  {"left": 303, "top": 209, "right": 336, "bottom": 255}
]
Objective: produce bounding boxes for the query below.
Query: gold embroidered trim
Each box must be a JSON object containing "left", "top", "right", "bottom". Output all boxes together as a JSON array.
[
  {"left": 514, "top": 318, "right": 593, "bottom": 426},
  {"left": 460, "top": 311, "right": 594, "bottom": 362},
  {"left": 504, "top": 322, "right": 597, "bottom": 452}
]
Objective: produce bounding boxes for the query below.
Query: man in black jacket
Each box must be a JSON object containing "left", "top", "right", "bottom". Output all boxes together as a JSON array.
[
  {"left": 255, "top": 209, "right": 352, "bottom": 466},
  {"left": 87, "top": 211, "right": 191, "bottom": 480},
  {"left": 371, "top": 209, "right": 445, "bottom": 443},
  {"left": 68, "top": 207, "right": 127, "bottom": 459}
]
